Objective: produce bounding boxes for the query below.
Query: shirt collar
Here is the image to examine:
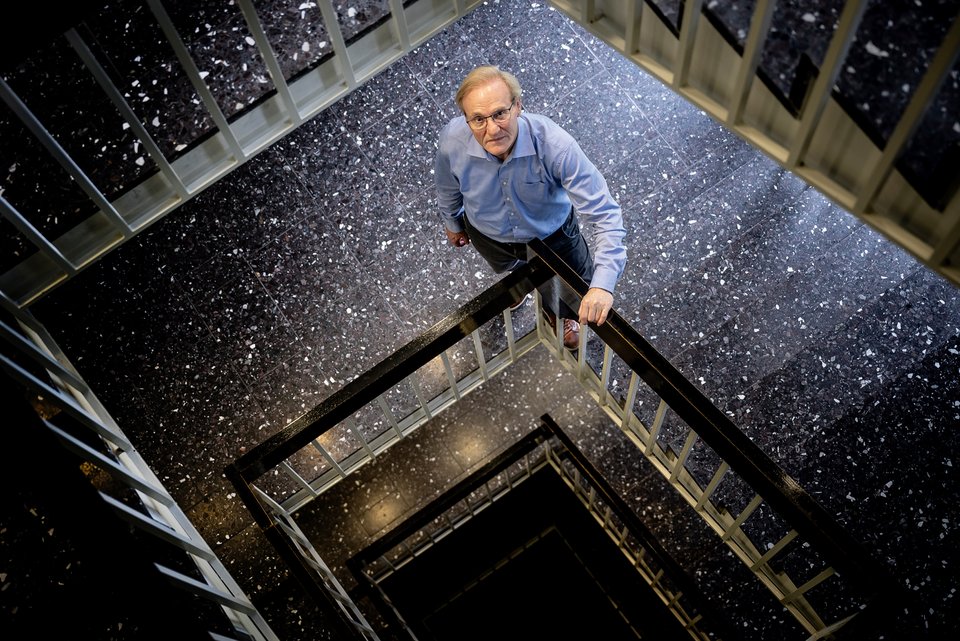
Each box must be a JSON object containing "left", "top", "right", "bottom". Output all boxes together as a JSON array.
[{"left": 465, "top": 114, "right": 535, "bottom": 162}]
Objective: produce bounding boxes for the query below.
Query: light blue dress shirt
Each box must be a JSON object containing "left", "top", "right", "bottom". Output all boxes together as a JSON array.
[{"left": 434, "top": 112, "right": 627, "bottom": 294}]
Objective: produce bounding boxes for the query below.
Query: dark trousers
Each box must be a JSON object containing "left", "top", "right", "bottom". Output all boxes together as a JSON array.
[{"left": 463, "top": 209, "right": 593, "bottom": 320}]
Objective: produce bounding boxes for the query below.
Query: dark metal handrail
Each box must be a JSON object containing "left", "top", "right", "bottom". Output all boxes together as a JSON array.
[
  {"left": 524, "top": 237, "right": 901, "bottom": 628},
  {"left": 346, "top": 428, "right": 550, "bottom": 575},
  {"left": 345, "top": 415, "right": 739, "bottom": 641},
  {"left": 226, "top": 235, "right": 901, "bottom": 638},
  {"left": 228, "top": 261, "right": 551, "bottom": 486}
]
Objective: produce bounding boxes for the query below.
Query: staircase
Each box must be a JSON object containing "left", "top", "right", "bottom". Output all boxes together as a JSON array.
[
  {"left": 224, "top": 246, "right": 903, "bottom": 640},
  {"left": 366, "top": 460, "right": 688, "bottom": 640},
  {"left": 1, "top": 1, "right": 957, "bottom": 639}
]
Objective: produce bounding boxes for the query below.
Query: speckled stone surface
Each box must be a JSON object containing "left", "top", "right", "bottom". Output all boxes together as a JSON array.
[{"left": 5, "top": 1, "right": 960, "bottom": 639}]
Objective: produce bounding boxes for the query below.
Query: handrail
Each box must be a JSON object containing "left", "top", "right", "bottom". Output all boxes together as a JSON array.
[
  {"left": 226, "top": 234, "right": 901, "bottom": 638},
  {"left": 346, "top": 428, "right": 551, "bottom": 574},
  {"left": 1, "top": 308, "right": 278, "bottom": 640},
  {"left": 526, "top": 236, "right": 892, "bottom": 592},
  {"left": 228, "top": 261, "right": 552, "bottom": 485},
  {"left": 345, "top": 416, "right": 738, "bottom": 640},
  {"left": 524, "top": 237, "right": 902, "bottom": 635}
]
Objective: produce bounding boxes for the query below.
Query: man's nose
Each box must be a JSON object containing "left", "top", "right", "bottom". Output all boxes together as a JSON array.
[{"left": 484, "top": 117, "right": 502, "bottom": 132}]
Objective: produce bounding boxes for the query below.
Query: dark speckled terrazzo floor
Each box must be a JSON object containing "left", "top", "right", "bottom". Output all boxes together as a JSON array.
[{"left": 7, "top": 1, "right": 960, "bottom": 639}]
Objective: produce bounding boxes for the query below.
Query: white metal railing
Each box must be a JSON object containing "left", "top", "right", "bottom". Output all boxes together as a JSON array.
[
  {"left": 0, "top": 292, "right": 280, "bottom": 641},
  {"left": 234, "top": 264, "right": 891, "bottom": 639},
  {"left": 348, "top": 435, "right": 719, "bottom": 640},
  {"left": 552, "top": 339, "right": 842, "bottom": 634},
  {"left": 3, "top": 0, "right": 956, "bottom": 308},
  {"left": 262, "top": 303, "right": 542, "bottom": 513},
  {"left": 1, "top": 0, "right": 484, "bottom": 306},
  {"left": 530, "top": 284, "right": 880, "bottom": 638},
  {"left": 548, "top": 0, "right": 960, "bottom": 288},
  {"left": 253, "top": 485, "right": 382, "bottom": 640}
]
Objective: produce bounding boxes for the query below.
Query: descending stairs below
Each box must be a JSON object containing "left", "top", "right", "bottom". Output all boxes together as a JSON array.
[{"left": 371, "top": 467, "right": 691, "bottom": 641}]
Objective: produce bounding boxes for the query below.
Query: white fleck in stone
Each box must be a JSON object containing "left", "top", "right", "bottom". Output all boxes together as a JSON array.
[{"left": 865, "top": 42, "right": 890, "bottom": 57}]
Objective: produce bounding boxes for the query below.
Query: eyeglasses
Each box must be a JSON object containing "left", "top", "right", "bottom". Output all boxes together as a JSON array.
[{"left": 466, "top": 99, "right": 516, "bottom": 130}]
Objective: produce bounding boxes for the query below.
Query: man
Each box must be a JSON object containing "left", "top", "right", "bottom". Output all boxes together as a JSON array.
[{"left": 434, "top": 65, "right": 627, "bottom": 350}]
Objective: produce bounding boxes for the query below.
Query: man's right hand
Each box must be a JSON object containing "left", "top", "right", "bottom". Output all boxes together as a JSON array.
[{"left": 445, "top": 229, "right": 470, "bottom": 247}]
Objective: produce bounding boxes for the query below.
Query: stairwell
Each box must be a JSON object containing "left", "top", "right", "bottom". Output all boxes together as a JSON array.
[{"left": 1, "top": 1, "right": 958, "bottom": 640}]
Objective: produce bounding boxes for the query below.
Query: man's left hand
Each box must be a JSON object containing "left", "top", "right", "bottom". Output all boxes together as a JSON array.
[{"left": 579, "top": 287, "right": 614, "bottom": 326}]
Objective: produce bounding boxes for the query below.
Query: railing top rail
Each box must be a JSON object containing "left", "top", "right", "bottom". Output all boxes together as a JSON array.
[
  {"left": 525, "top": 237, "right": 893, "bottom": 593},
  {"left": 346, "top": 427, "right": 550, "bottom": 574},
  {"left": 228, "top": 262, "right": 551, "bottom": 482},
  {"left": 228, "top": 233, "right": 897, "bottom": 609},
  {"left": 345, "top": 415, "right": 735, "bottom": 640}
]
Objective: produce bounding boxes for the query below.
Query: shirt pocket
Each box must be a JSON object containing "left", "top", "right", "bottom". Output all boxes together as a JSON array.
[{"left": 515, "top": 177, "right": 551, "bottom": 206}]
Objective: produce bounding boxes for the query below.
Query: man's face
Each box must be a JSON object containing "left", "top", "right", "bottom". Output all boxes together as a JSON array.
[{"left": 461, "top": 79, "right": 520, "bottom": 161}]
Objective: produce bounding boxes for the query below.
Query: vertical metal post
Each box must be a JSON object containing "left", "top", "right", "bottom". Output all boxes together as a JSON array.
[
  {"left": 0, "top": 77, "right": 132, "bottom": 237},
  {"left": 853, "top": 14, "right": 960, "bottom": 216},
  {"left": 317, "top": 0, "right": 357, "bottom": 88},
  {"left": 669, "top": 429, "right": 698, "bottom": 483},
  {"left": 645, "top": 399, "right": 668, "bottom": 455},
  {"left": 726, "top": 0, "right": 776, "bottom": 127},
  {"left": 503, "top": 308, "right": 517, "bottom": 362},
  {"left": 440, "top": 351, "right": 460, "bottom": 400},
  {"left": 598, "top": 343, "right": 613, "bottom": 407},
  {"left": 65, "top": 28, "right": 190, "bottom": 200},
  {"left": 236, "top": 0, "right": 303, "bottom": 126},
  {"left": 346, "top": 416, "right": 377, "bottom": 458},
  {"left": 146, "top": 0, "right": 245, "bottom": 160},
  {"left": 311, "top": 438, "right": 347, "bottom": 478},
  {"left": 621, "top": 372, "right": 640, "bottom": 433},
  {"left": 624, "top": 0, "right": 643, "bottom": 56},
  {"left": 674, "top": 0, "right": 705, "bottom": 89},
  {"left": 388, "top": 0, "right": 412, "bottom": 50},
  {"left": 470, "top": 329, "right": 490, "bottom": 381},
  {"left": 695, "top": 460, "right": 729, "bottom": 510},
  {"left": 786, "top": 0, "right": 868, "bottom": 167},
  {"left": 281, "top": 461, "right": 319, "bottom": 496},
  {"left": 408, "top": 373, "right": 433, "bottom": 420},
  {"left": 376, "top": 395, "right": 404, "bottom": 438}
]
